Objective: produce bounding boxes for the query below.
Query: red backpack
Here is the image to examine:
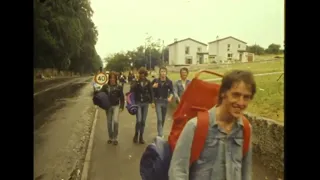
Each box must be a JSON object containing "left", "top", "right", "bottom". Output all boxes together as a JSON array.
[{"left": 168, "top": 70, "right": 251, "bottom": 165}]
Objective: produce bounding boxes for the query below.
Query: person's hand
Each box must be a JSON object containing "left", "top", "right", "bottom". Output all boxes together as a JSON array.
[
  {"left": 167, "top": 97, "right": 172, "bottom": 103},
  {"left": 152, "top": 83, "right": 158, "bottom": 88},
  {"left": 151, "top": 103, "right": 155, "bottom": 108},
  {"left": 176, "top": 99, "right": 180, "bottom": 104}
]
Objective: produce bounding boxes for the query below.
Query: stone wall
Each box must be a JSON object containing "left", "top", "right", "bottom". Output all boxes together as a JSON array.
[{"left": 244, "top": 112, "right": 284, "bottom": 178}]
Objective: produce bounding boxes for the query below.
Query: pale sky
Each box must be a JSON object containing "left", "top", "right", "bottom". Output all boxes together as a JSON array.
[{"left": 91, "top": 0, "right": 284, "bottom": 59}]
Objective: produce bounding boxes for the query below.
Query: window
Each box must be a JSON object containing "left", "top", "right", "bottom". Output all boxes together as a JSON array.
[
  {"left": 227, "top": 48, "right": 230, "bottom": 51},
  {"left": 227, "top": 44, "right": 230, "bottom": 48},
  {"left": 238, "top": 44, "right": 241, "bottom": 48},
  {"left": 185, "top": 46, "right": 190, "bottom": 54},
  {"left": 228, "top": 53, "right": 233, "bottom": 59},
  {"left": 197, "top": 47, "right": 202, "bottom": 52},
  {"left": 185, "top": 57, "right": 192, "bottom": 64}
]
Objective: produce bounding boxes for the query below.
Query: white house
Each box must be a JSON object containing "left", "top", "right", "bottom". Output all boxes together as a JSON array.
[
  {"left": 208, "top": 36, "right": 253, "bottom": 63},
  {"left": 168, "top": 38, "right": 209, "bottom": 65}
]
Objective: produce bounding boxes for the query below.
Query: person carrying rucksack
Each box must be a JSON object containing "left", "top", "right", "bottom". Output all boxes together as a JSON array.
[
  {"left": 173, "top": 67, "right": 190, "bottom": 104},
  {"left": 140, "top": 70, "right": 255, "bottom": 180},
  {"left": 99, "top": 71, "right": 125, "bottom": 145},
  {"left": 151, "top": 67, "right": 174, "bottom": 138},
  {"left": 130, "top": 67, "right": 154, "bottom": 144},
  {"left": 168, "top": 70, "right": 255, "bottom": 180}
]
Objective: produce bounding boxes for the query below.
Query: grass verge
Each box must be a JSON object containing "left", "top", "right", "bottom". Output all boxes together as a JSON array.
[{"left": 167, "top": 59, "right": 284, "bottom": 80}]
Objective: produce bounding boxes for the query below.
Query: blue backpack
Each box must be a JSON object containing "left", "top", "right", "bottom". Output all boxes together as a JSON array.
[
  {"left": 125, "top": 92, "right": 138, "bottom": 115},
  {"left": 140, "top": 136, "right": 171, "bottom": 180}
]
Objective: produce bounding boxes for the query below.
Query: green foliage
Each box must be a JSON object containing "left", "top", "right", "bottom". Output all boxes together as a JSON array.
[
  {"left": 265, "top": 43, "right": 281, "bottom": 54},
  {"left": 247, "top": 43, "right": 282, "bottom": 55},
  {"left": 105, "top": 38, "right": 168, "bottom": 72},
  {"left": 246, "top": 44, "right": 265, "bottom": 55},
  {"left": 34, "top": 0, "right": 102, "bottom": 74}
]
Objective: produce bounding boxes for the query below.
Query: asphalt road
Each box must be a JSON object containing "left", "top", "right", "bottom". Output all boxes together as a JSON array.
[
  {"left": 34, "top": 78, "right": 95, "bottom": 180},
  {"left": 33, "top": 81, "right": 280, "bottom": 180}
]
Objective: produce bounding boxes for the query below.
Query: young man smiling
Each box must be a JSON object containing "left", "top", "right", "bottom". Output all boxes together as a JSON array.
[{"left": 169, "top": 70, "right": 255, "bottom": 180}]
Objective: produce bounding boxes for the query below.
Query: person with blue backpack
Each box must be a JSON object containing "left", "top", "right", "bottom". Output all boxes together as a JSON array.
[
  {"left": 173, "top": 67, "right": 191, "bottom": 104},
  {"left": 99, "top": 71, "right": 124, "bottom": 145},
  {"left": 130, "top": 67, "right": 154, "bottom": 144},
  {"left": 151, "top": 67, "right": 174, "bottom": 138}
]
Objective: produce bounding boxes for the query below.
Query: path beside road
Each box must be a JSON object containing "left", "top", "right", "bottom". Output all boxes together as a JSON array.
[
  {"left": 86, "top": 84, "right": 172, "bottom": 180},
  {"left": 84, "top": 84, "right": 278, "bottom": 180}
]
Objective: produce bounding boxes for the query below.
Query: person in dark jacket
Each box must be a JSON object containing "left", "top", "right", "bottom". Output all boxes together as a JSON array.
[
  {"left": 119, "top": 72, "right": 127, "bottom": 87},
  {"left": 99, "top": 71, "right": 125, "bottom": 145},
  {"left": 151, "top": 67, "right": 173, "bottom": 138},
  {"left": 130, "top": 67, "right": 154, "bottom": 144},
  {"left": 128, "top": 71, "right": 134, "bottom": 84}
]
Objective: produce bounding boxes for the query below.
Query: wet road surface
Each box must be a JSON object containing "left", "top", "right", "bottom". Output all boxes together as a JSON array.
[
  {"left": 34, "top": 77, "right": 84, "bottom": 94},
  {"left": 34, "top": 77, "right": 95, "bottom": 180},
  {"left": 88, "top": 85, "right": 280, "bottom": 180},
  {"left": 34, "top": 77, "right": 92, "bottom": 129}
]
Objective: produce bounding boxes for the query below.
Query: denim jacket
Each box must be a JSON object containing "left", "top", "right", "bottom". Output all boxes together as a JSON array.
[
  {"left": 173, "top": 79, "right": 190, "bottom": 101},
  {"left": 168, "top": 107, "right": 252, "bottom": 180}
]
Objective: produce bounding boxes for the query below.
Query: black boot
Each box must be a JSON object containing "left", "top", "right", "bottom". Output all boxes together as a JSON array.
[
  {"left": 133, "top": 132, "right": 139, "bottom": 143},
  {"left": 139, "top": 133, "right": 145, "bottom": 144}
]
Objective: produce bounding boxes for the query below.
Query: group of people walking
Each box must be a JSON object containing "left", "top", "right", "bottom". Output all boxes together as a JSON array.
[
  {"left": 96, "top": 67, "right": 190, "bottom": 145},
  {"left": 95, "top": 66, "right": 256, "bottom": 179}
]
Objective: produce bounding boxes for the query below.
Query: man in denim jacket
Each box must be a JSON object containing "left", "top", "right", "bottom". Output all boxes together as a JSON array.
[
  {"left": 173, "top": 67, "right": 190, "bottom": 103},
  {"left": 169, "top": 70, "right": 255, "bottom": 180}
]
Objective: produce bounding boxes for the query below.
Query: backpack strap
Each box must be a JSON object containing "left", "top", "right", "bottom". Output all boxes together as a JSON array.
[
  {"left": 189, "top": 110, "right": 210, "bottom": 165},
  {"left": 242, "top": 116, "right": 251, "bottom": 157}
]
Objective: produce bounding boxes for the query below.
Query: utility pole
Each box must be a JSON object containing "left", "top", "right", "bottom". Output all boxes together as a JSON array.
[
  {"left": 216, "top": 35, "right": 219, "bottom": 63},
  {"left": 149, "top": 45, "right": 152, "bottom": 70},
  {"left": 145, "top": 33, "right": 153, "bottom": 70},
  {"left": 163, "top": 40, "right": 165, "bottom": 65}
]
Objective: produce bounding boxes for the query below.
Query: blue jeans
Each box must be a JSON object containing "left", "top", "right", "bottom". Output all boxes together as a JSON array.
[
  {"left": 155, "top": 100, "right": 168, "bottom": 137},
  {"left": 135, "top": 102, "right": 149, "bottom": 134},
  {"left": 106, "top": 105, "right": 120, "bottom": 140}
]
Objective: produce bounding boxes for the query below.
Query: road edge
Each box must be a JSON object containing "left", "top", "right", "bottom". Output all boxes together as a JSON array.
[{"left": 81, "top": 106, "right": 99, "bottom": 180}]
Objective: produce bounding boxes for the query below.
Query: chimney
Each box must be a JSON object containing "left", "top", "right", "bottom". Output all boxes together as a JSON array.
[{"left": 174, "top": 38, "right": 178, "bottom": 42}]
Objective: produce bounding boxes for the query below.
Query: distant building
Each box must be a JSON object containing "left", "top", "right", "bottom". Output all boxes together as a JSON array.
[
  {"left": 167, "top": 38, "right": 208, "bottom": 65},
  {"left": 208, "top": 36, "right": 254, "bottom": 63}
]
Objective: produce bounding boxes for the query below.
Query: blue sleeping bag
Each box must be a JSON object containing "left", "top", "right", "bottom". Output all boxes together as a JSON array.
[
  {"left": 126, "top": 92, "right": 138, "bottom": 115},
  {"left": 92, "top": 91, "right": 111, "bottom": 110},
  {"left": 140, "top": 136, "right": 172, "bottom": 180}
]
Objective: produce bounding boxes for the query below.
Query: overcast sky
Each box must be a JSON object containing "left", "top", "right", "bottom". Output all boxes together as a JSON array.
[{"left": 91, "top": 0, "right": 284, "bottom": 59}]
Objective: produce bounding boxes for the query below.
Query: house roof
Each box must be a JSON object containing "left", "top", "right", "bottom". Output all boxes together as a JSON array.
[
  {"left": 208, "top": 36, "right": 247, "bottom": 44},
  {"left": 167, "top": 38, "right": 207, "bottom": 47}
]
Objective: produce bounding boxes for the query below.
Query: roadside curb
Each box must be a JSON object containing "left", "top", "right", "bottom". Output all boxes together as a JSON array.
[{"left": 81, "top": 106, "right": 99, "bottom": 180}]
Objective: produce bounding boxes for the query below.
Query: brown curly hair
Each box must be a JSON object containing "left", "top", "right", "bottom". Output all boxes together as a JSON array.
[
  {"left": 138, "top": 67, "right": 148, "bottom": 77},
  {"left": 108, "top": 71, "right": 118, "bottom": 85}
]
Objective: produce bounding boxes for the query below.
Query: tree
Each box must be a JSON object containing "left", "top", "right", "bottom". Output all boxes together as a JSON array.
[
  {"left": 104, "top": 36, "right": 166, "bottom": 72},
  {"left": 246, "top": 44, "right": 265, "bottom": 55},
  {"left": 265, "top": 43, "right": 281, "bottom": 54},
  {"left": 34, "top": 0, "right": 102, "bottom": 74}
]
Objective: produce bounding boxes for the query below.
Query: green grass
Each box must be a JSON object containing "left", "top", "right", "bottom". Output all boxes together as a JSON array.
[
  {"left": 246, "top": 74, "right": 284, "bottom": 122},
  {"left": 167, "top": 73, "right": 284, "bottom": 122},
  {"left": 167, "top": 59, "right": 284, "bottom": 81}
]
